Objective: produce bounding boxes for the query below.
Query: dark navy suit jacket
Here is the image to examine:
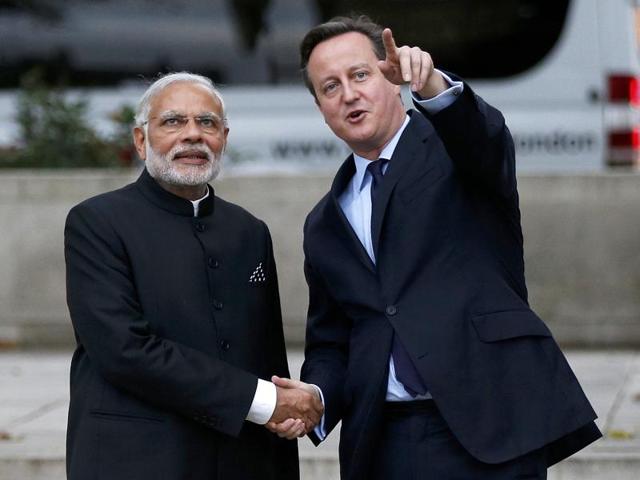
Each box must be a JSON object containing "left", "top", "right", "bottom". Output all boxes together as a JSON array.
[{"left": 301, "top": 84, "right": 600, "bottom": 480}]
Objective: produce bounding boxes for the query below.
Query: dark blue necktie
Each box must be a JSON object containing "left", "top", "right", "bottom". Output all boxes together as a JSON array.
[{"left": 367, "top": 159, "right": 428, "bottom": 397}]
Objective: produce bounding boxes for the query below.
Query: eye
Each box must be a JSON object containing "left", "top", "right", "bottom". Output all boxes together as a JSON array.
[
  {"left": 354, "top": 71, "right": 368, "bottom": 81},
  {"left": 323, "top": 82, "right": 339, "bottom": 94},
  {"left": 198, "top": 117, "right": 217, "bottom": 128},
  {"left": 162, "top": 116, "right": 182, "bottom": 126}
]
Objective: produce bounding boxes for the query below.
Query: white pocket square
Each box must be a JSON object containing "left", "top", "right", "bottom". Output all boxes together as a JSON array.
[{"left": 249, "top": 262, "right": 266, "bottom": 284}]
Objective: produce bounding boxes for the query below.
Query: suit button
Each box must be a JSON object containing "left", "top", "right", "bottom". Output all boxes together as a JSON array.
[
  {"left": 385, "top": 305, "right": 398, "bottom": 316},
  {"left": 195, "top": 222, "right": 205, "bottom": 232},
  {"left": 208, "top": 257, "right": 219, "bottom": 268},
  {"left": 213, "top": 299, "right": 223, "bottom": 310},
  {"left": 220, "top": 340, "right": 230, "bottom": 351}
]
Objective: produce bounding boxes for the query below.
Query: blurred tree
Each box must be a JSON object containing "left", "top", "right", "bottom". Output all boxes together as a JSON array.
[
  {"left": 1, "top": 69, "right": 121, "bottom": 168},
  {"left": 109, "top": 104, "right": 138, "bottom": 167}
]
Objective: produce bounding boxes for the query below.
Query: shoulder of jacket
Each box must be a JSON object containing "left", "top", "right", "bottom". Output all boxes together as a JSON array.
[
  {"left": 214, "top": 195, "right": 268, "bottom": 231},
  {"left": 70, "top": 182, "right": 138, "bottom": 216}
]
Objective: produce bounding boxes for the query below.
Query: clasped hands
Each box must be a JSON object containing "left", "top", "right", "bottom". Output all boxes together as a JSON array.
[{"left": 265, "top": 375, "right": 323, "bottom": 440}]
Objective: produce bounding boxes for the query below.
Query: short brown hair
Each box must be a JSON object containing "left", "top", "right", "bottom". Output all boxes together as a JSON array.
[{"left": 299, "top": 15, "right": 385, "bottom": 98}]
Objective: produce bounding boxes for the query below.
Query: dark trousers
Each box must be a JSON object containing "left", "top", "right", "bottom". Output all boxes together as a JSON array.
[{"left": 371, "top": 401, "right": 547, "bottom": 480}]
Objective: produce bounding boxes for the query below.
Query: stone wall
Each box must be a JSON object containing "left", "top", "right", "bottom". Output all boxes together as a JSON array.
[{"left": 0, "top": 170, "right": 638, "bottom": 348}]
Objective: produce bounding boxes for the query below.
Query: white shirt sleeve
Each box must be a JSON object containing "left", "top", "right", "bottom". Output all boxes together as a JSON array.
[
  {"left": 412, "top": 69, "right": 464, "bottom": 114},
  {"left": 245, "top": 379, "right": 277, "bottom": 425},
  {"left": 312, "top": 384, "right": 327, "bottom": 441}
]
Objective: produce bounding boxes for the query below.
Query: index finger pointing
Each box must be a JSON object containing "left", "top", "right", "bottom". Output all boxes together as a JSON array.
[{"left": 382, "top": 28, "right": 398, "bottom": 59}]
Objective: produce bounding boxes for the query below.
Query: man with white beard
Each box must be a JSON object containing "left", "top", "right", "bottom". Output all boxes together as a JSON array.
[{"left": 63, "top": 72, "right": 321, "bottom": 480}]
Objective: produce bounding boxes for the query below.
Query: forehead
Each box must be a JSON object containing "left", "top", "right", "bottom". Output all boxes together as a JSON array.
[
  {"left": 149, "top": 82, "right": 221, "bottom": 115},
  {"left": 307, "top": 32, "right": 377, "bottom": 79}
]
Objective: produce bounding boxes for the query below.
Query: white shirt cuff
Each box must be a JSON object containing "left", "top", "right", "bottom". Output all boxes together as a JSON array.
[
  {"left": 245, "top": 379, "right": 277, "bottom": 425},
  {"left": 412, "top": 69, "right": 464, "bottom": 114},
  {"left": 312, "top": 384, "right": 327, "bottom": 441}
]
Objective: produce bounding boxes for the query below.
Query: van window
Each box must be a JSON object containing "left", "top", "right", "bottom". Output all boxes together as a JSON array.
[{"left": 319, "top": 0, "right": 571, "bottom": 79}]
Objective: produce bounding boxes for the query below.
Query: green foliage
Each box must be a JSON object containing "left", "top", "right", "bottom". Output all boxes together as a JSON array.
[
  {"left": 0, "top": 70, "right": 136, "bottom": 168},
  {"left": 109, "top": 104, "right": 138, "bottom": 167}
]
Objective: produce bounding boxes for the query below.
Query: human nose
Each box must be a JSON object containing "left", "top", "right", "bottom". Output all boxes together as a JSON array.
[
  {"left": 179, "top": 117, "right": 203, "bottom": 142},
  {"left": 343, "top": 82, "right": 360, "bottom": 103}
]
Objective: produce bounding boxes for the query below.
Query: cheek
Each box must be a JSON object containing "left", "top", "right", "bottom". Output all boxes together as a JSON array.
[
  {"left": 206, "top": 133, "right": 226, "bottom": 151},
  {"left": 148, "top": 135, "right": 174, "bottom": 156}
]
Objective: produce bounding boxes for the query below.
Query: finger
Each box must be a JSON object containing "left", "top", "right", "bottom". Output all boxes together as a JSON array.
[
  {"left": 410, "top": 47, "right": 423, "bottom": 90},
  {"left": 398, "top": 46, "right": 412, "bottom": 83},
  {"left": 265, "top": 421, "right": 277, "bottom": 432},
  {"left": 381, "top": 28, "right": 398, "bottom": 63},
  {"left": 274, "top": 418, "right": 296, "bottom": 432},
  {"left": 284, "top": 423, "right": 306, "bottom": 440},
  {"left": 279, "top": 419, "right": 304, "bottom": 439},
  {"left": 418, "top": 51, "right": 432, "bottom": 91},
  {"left": 293, "top": 419, "right": 306, "bottom": 438}
]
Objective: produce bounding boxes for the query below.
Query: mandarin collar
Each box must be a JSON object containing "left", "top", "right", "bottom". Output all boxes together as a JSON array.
[{"left": 135, "top": 168, "right": 214, "bottom": 218}]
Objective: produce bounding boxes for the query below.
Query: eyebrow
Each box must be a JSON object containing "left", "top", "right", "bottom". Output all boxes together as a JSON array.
[
  {"left": 158, "top": 110, "right": 219, "bottom": 119},
  {"left": 349, "top": 63, "right": 370, "bottom": 71},
  {"left": 319, "top": 63, "right": 372, "bottom": 84}
]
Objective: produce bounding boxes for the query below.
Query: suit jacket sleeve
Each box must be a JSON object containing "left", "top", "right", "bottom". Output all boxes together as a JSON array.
[
  {"left": 300, "top": 222, "right": 351, "bottom": 444},
  {"left": 414, "top": 79, "right": 517, "bottom": 200},
  {"left": 65, "top": 202, "right": 258, "bottom": 437}
]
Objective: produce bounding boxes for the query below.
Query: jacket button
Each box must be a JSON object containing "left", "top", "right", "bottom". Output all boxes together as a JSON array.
[
  {"left": 220, "top": 340, "right": 230, "bottom": 351},
  {"left": 208, "top": 257, "right": 219, "bottom": 268},
  {"left": 195, "top": 222, "right": 205, "bottom": 232},
  {"left": 213, "top": 299, "right": 223, "bottom": 310},
  {"left": 385, "top": 305, "right": 398, "bottom": 316}
]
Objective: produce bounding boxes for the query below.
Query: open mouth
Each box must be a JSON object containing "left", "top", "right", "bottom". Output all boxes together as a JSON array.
[{"left": 347, "top": 110, "right": 366, "bottom": 121}]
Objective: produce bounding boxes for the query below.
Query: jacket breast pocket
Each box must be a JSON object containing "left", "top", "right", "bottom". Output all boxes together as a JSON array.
[
  {"left": 472, "top": 309, "right": 552, "bottom": 343},
  {"left": 399, "top": 164, "right": 444, "bottom": 205}
]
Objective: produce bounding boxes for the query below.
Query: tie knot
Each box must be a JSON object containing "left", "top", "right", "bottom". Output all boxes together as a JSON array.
[{"left": 367, "top": 159, "right": 387, "bottom": 188}]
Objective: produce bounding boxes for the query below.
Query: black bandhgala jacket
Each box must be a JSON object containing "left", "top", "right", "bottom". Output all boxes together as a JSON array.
[{"left": 65, "top": 169, "right": 298, "bottom": 480}]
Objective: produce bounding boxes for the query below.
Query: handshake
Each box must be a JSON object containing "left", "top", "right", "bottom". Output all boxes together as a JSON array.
[{"left": 265, "top": 375, "right": 324, "bottom": 440}]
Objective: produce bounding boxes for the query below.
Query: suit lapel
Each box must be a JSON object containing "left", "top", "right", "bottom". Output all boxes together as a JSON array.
[
  {"left": 371, "top": 111, "right": 434, "bottom": 256},
  {"left": 324, "top": 155, "right": 376, "bottom": 273}
]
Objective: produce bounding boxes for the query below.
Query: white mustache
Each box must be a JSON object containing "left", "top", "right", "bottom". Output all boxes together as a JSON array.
[{"left": 169, "top": 143, "right": 214, "bottom": 162}]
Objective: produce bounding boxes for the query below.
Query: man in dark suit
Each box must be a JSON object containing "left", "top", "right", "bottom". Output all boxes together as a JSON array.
[
  {"left": 271, "top": 15, "right": 601, "bottom": 479},
  {"left": 64, "top": 72, "right": 322, "bottom": 480}
]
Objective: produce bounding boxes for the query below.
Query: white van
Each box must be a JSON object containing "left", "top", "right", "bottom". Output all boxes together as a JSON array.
[
  {"left": 222, "top": 0, "right": 640, "bottom": 173},
  {"left": 470, "top": 0, "right": 640, "bottom": 171},
  {"left": 0, "top": 0, "right": 638, "bottom": 171}
]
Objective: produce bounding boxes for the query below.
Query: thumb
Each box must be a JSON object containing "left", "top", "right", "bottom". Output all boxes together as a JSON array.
[{"left": 272, "top": 375, "right": 299, "bottom": 388}]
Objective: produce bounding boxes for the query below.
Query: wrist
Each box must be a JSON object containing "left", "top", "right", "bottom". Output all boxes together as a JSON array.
[{"left": 417, "top": 71, "right": 448, "bottom": 99}]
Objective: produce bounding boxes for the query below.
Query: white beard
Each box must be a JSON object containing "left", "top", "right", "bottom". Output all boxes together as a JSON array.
[{"left": 145, "top": 141, "right": 222, "bottom": 186}]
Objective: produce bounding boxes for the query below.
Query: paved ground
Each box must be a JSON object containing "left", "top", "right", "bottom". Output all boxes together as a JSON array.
[{"left": 0, "top": 349, "right": 638, "bottom": 479}]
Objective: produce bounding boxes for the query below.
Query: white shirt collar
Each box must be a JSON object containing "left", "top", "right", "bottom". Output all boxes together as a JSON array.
[
  {"left": 352, "top": 114, "right": 411, "bottom": 192},
  {"left": 191, "top": 187, "right": 210, "bottom": 217}
]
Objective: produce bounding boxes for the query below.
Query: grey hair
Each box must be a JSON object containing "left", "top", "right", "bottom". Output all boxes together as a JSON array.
[{"left": 134, "top": 72, "right": 228, "bottom": 128}]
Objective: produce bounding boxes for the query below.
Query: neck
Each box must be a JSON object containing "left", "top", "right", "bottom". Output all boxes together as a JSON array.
[
  {"left": 156, "top": 179, "right": 208, "bottom": 201},
  {"left": 352, "top": 106, "right": 406, "bottom": 160}
]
